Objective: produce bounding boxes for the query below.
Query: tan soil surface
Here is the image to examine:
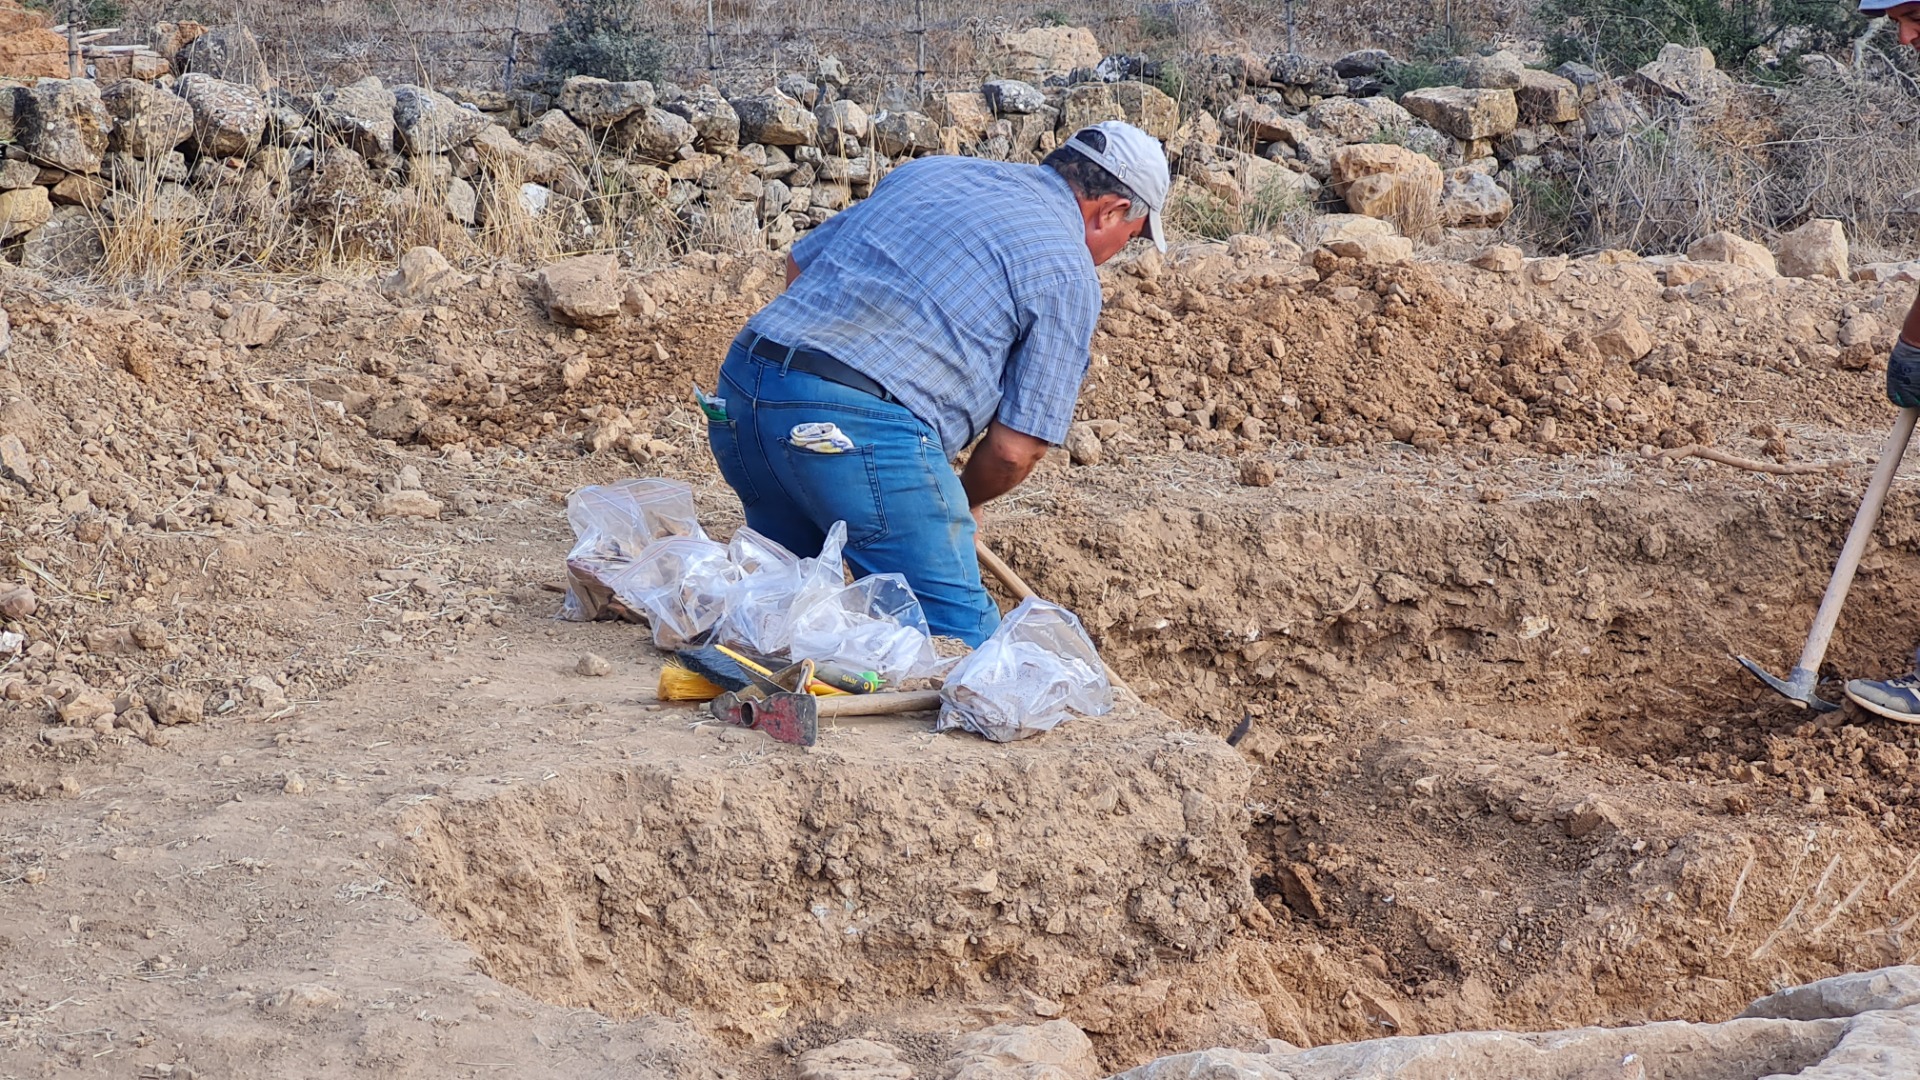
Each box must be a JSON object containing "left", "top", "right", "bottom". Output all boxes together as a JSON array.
[{"left": 5, "top": 241, "right": 1920, "bottom": 1076}]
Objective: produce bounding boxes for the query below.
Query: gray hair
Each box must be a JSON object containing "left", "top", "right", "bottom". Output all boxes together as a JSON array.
[{"left": 1043, "top": 128, "right": 1149, "bottom": 221}]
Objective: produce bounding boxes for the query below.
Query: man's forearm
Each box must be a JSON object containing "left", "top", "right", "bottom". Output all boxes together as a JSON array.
[
  {"left": 960, "top": 421, "right": 1049, "bottom": 509},
  {"left": 1904, "top": 285, "right": 1920, "bottom": 347},
  {"left": 785, "top": 254, "right": 801, "bottom": 286}
]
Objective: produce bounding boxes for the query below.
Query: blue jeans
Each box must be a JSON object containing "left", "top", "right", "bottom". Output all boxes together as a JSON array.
[{"left": 706, "top": 334, "right": 1001, "bottom": 646}]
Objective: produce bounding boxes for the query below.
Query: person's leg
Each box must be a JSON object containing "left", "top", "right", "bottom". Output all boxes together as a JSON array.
[
  {"left": 748, "top": 365, "right": 1001, "bottom": 645},
  {"left": 1845, "top": 673, "right": 1920, "bottom": 723},
  {"left": 707, "top": 338, "right": 827, "bottom": 558}
]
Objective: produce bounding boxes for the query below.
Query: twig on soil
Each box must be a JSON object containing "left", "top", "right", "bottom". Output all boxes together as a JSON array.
[
  {"left": 1655, "top": 444, "right": 1842, "bottom": 476},
  {"left": 1728, "top": 851, "right": 1756, "bottom": 924},
  {"left": 1886, "top": 853, "right": 1920, "bottom": 901},
  {"left": 1808, "top": 876, "right": 1874, "bottom": 938}
]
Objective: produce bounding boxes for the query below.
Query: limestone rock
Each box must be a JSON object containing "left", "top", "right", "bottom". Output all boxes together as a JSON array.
[
  {"left": 1324, "top": 232, "right": 1413, "bottom": 263},
  {"left": 1222, "top": 98, "right": 1305, "bottom": 145},
  {"left": 1268, "top": 52, "right": 1331, "bottom": 86},
  {"left": 175, "top": 25, "right": 271, "bottom": 88},
  {"left": 319, "top": 76, "right": 395, "bottom": 157},
  {"left": 928, "top": 91, "right": 993, "bottom": 142},
  {"left": 1627, "top": 43, "right": 1733, "bottom": 105},
  {"left": 393, "top": 85, "right": 488, "bottom": 153},
  {"left": 1314, "top": 213, "right": 1396, "bottom": 245},
  {"left": 1742, "top": 967, "right": 1920, "bottom": 1020},
  {"left": 557, "top": 76, "right": 655, "bottom": 129},
  {"left": 1513, "top": 70, "right": 1580, "bottom": 126},
  {"left": 1400, "top": 87, "right": 1518, "bottom": 140},
  {"left": 1060, "top": 83, "right": 1123, "bottom": 132},
  {"left": 1775, "top": 219, "right": 1849, "bottom": 280},
  {"left": 1065, "top": 424, "right": 1102, "bottom": 466},
  {"left": 815, "top": 99, "right": 871, "bottom": 155},
  {"left": 0, "top": 585, "right": 34, "bottom": 619},
  {"left": 381, "top": 246, "right": 472, "bottom": 301},
  {"left": 178, "top": 73, "right": 268, "bottom": 159},
  {"left": 101, "top": 79, "right": 192, "bottom": 159},
  {"left": 1687, "top": 230, "right": 1776, "bottom": 276},
  {"left": 945, "top": 1020, "right": 1099, "bottom": 1080},
  {"left": 155, "top": 689, "right": 203, "bottom": 725},
  {"left": 373, "top": 489, "right": 443, "bottom": 519},
  {"left": 612, "top": 106, "right": 694, "bottom": 162},
  {"left": 984, "top": 79, "right": 1045, "bottom": 115},
  {"left": 538, "top": 253, "right": 622, "bottom": 330},
  {"left": 995, "top": 25, "right": 1103, "bottom": 79},
  {"left": 659, "top": 86, "right": 739, "bottom": 151},
  {"left": 20, "top": 205, "right": 102, "bottom": 275},
  {"left": 1305, "top": 99, "right": 1381, "bottom": 144},
  {"left": 796, "top": 1038, "right": 913, "bottom": 1080},
  {"left": 1335, "top": 49, "right": 1394, "bottom": 78},
  {"left": 1111, "top": 82, "right": 1178, "bottom": 139},
  {"left": 1439, "top": 169, "right": 1512, "bottom": 227},
  {"left": 220, "top": 301, "right": 288, "bottom": 347},
  {"left": 1455, "top": 50, "right": 1525, "bottom": 89},
  {"left": 733, "top": 90, "right": 816, "bottom": 146},
  {"left": 1555, "top": 60, "right": 1609, "bottom": 103},
  {"left": 872, "top": 110, "right": 939, "bottom": 156},
  {"left": 1592, "top": 315, "right": 1652, "bottom": 362},
  {"left": 19, "top": 79, "right": 110, "bottom": 173},
  {"left": 0, "top": 185, "right": 52, "bottom": 239},
  {"left": 518, "top": 109, "right": 591, "bottom": 161},
  {"left": 1328, "top": 144, "right": 1441, "bottom": 228},
  {"left": 1470, "top": 245, "right": 1523, "bottom": 273}
]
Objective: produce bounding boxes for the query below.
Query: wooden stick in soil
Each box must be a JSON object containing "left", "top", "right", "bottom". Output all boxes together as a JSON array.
[
  {"left": 814, "top": 690, "right": 943, "bottom": 717},
  {"left": 1658, "top": 444, "right": 1841, "bottom": 476},
  {"left": 975, "top": 538, "right": 1132, "bottom": 695}
]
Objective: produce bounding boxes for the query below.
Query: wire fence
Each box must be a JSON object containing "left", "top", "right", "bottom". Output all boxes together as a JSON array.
[{"left": 94, "top": 0, "right": 1530, "bottom": 100}]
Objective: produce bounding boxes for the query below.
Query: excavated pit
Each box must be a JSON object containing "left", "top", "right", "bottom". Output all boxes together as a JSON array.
[{"left": 401, "top": 456, "right": 1920, "bottom": 1068}]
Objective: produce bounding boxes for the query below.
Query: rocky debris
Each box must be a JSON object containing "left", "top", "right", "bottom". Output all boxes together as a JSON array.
[
  {"left": 1400, "top": 87, "right": 1518, "bottom": 140},
  {"left": 995, "top": 25, "right": 1103, "bottom": 79},
  {"left": 1439, "top": 170, "right": 1512, "bottom": 227},
  {"left": 1222, "top": 98, "right": 1303, "bottom": 145},
  {"left": 1239, "top": 459, "right": 1277, "bottom": 487},
  {"left": 320, "top": 76, "right": 396, "bottom": 156},
  {"left": 381, "top": 246, "right": 472, "bottom": 301},
  {"left": 1111, "top": 82, "right": 1179, "bottom": 140},
  {"left": 100, "top": 79, "right": 192, "bottom": 159},
  {"left": 612, "top": 107, "right": 694, "bottom": 162},
  {"left": 20, "top": 205, "right": 102, "bottom": 274},
  {"left": 1065, "top": 423, "right": 1103, "bottom": 466},
  {"left": 1324, "top": 232, "right": 1413, "bottom": 263},
  {"left": 220, "top": 302, "right": 288, "bottom": 348},
  {"left": 944, "top": 1021, "right": 1100, "bottom": 1080},
  {"left": 1775, "top": 219, "right": 1849, "bottom": 280},
  {"left": 796, "top": 1039, "right": 913, "bottom": 1080},
  {"left": 734, "top": 90, "right": 817, "bottom": 146},
  {"left": 575, "top": 652, "right": 612, "bottom": 677},
  {"left": 660, "top": 85, "right": 739, "bottom": 151},
  {"left": 0, "top": 585, "right": 35, "bottom": 619},
  {"left": 176, "top": 25, "right": 271, "bottom": 88},
  {"left": 394, "top": 85, "right": 488, "bottom": 153},
  {"left": 1328, "top": 144, "right": 1440, "bottom": 227},
  {"left": 178, "top": 73, "right": 268, "bottom": 158},
  {"left": 1688, "top": 230, "right": 1777, "bottom": 276},
  {"left": 1593, "top": 315, "right": 1654, "bottom": 362},
  {"left": 519, "top": 109, "right": 593, "bottom": 160},
  {"left": 1470, "top": 244, "right": 1523, "bottom": 273},
  {"left": 871, "top": 110, "right": 940, "bottom": 157},
  {"left": 20, "top": 79, "right": 111, "bottom": 174},
  {"left": 984, "top": 79, "right": 1046, "bottom": 115},
  {"left": 538, "top": 254, "right": 623, "bottom": 330}
]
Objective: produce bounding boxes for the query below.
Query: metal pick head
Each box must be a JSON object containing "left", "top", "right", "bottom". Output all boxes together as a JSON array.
[{"left": 1735, "top": 655, "right": 1840, "bottom": 713}]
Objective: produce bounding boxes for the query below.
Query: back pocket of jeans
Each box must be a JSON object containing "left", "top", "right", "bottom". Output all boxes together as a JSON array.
[
  {"left": 779, "top": 439, "right": 888, "bottom": 547},
  {"left": 707, "top": 419, "right": 760, "bottom": 509}
]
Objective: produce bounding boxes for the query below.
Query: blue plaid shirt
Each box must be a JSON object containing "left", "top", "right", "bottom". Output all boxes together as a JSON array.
[{"left": 746, "top": 156, "right": 1100, "bottom": 459}]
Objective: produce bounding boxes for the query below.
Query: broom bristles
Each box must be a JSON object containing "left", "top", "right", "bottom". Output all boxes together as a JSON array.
[{"left": 657, "top": 660, "right": 726, "bottom": 701}]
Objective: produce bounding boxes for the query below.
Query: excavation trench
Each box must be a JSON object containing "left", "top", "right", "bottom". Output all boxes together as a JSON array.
[{"left": 402, "top": 464, "right": 1920, "bottom": 1068}]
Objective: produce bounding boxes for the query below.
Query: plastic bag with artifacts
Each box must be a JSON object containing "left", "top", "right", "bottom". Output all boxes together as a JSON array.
[
  {"left": 560, "top": 478, "right": 706, "bottom": 620},
  {"left": 608, "top": 535, "right": 741, "bottom": 649},
  {"left": 936, "top": 597, "right": 1113, "bottom": 742},
  {"left": 788, "top": 571, "right": 950, "bottom": 685}
]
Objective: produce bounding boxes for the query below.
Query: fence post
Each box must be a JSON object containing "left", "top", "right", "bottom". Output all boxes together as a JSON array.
[
  {"left": 502, "top": 0, "right": 523, "bottom": 96},
  {"left": 1284, "top": 0, "right": 1296, "bottom": 55},
  {"left": 706, "top": 0, "right": 719, "bottom": 74},
  {"left": 65, "top": 0, "right": 79, "bottom": 79},
  {"left": 915, "top": 0, "right": 927, "bottom": 103}
]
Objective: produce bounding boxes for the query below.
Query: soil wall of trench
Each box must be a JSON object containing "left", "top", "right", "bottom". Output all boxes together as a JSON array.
[{"left": 402, "top": 459, "right": 1920, "bottom": 1069}]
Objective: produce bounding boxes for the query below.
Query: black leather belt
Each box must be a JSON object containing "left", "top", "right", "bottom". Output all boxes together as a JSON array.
[{"left": 747, "top": 335, "right": 896, "bottom": 403}]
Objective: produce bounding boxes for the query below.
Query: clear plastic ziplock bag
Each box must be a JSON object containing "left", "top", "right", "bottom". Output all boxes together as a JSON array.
[
  {"left": 711, "top": 527, "right": 804, "bottom": 655},
  {"left": 789, "top": 571, "right": 946, "bottom": 685},
  {"left": 561, "top": 478, "right": 707, "bottom": 621},
  {"left": 608, "top": 535, "right": 740, "bottom": 650},
  {"left": 936, "top": 597, "right": 1113, "bottom": 742}
]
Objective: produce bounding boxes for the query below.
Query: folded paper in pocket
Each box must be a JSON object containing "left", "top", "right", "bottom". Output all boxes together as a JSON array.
[{"left": 790, "top": 422, "right": 855, "bottom": 454}]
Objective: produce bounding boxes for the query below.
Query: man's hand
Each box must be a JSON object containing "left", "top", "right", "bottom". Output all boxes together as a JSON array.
[
  {"left": 972, "top": 505, "right": 986, "bottom": 532},
  {"left": 961, "top": 421, "right": 1050, "bottom": 522},
  {"left": 1891, "top": 339, "right": 1920, "bottom": 408}
]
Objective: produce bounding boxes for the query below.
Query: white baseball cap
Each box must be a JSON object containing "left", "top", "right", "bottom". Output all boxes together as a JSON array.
[{"left": 1063, "top": 120, "right": 1170, "bottom": 252}]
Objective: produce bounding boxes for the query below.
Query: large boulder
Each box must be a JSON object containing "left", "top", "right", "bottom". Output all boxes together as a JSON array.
[
  {"left": 1440, "top": 169, "right": 1512, "bottom": 227},
  {"left": 871, "top": 110, "right": 939, "bottom": 156},
  {"left": 538, "top": 254, "right": 623, "bottom": 330},
  {"left": 733, "top": 90, "right": 816, "bottom": 146},
  {"left": 1688, "top": 230, "right": 1776, "bottom": 276},
  {"left": 1335, "top": 49, "right": 1394, "bottom": 78},
  {"left": 1222, "top": 97, "right": 1304, "bottom": 145},
  {"left": 994, "top": 25, "right": 1102, "bottom": 79},
  {"left": 19, "top": 204, "right": 101, "bottom": 275},
  {"left": 659, "top": 85, "right": 738, "bottom": 152},
  {"left": 1514, "top": 69, "right": 1581, "bottom": 125},
  {"left": 1328, "top": 143, "right": 1441, "bottom": 229},
  {"left": 1554, "top": 61, "right": 1609, "bottom": 103},
  {"left": 1452, "top": 49, "right": 1525, "bottom": 89},
  {"left": 101, "top": 79, "right": 193, "bottom": 159},
  {"left": 1268, "top": 52, "right": 1331, "bottom": 86},
  {"left": 1059, "top": 84, "right": 1123, "bottom": 132},
  {"left": 1305, "top": 98, "right": 1382, "bottom": 143},
  {"left": 381, "top": 245, "right": 472, "bottom": 301},
  {"left": 1400, "top": 87, "right": 1518, "bottom": 140},
  {"left": 19, "top": 79, "right": 110, "bottom": 173},
  {"left": 178, "top": 73, "right": 267, "bottom": 159},
  {"left": 319, "top": 76, "right": 395, "bottom": 157},
  {"left": 1774, "top": 219, "right": 1849, "bottom": 280},
  {"left": 926, "top": 91, "right": 993, "bottom": 142},
  {"left": 393, "top": 85, "right": 488, "bottom": 153},
  {"left": 556, "top": 76, "right": 654, "bottom": 129},
  {"left": 814, "top": 99, "right": 869, "bottom": 156},
  {"left": 1626, "top": 44, "right": 1733, "bottom": 105},
  {"left": 1110, "top": 82, "right": 1178, "bottom": 140},
  {"left": 175, "top": 25, "right": 271, "bottom": 88},
  {"left": 983, "top": 79, "right": 1045, "bottom": 115},
  {"left": 610, "top": 107, "right": 694, "bottom": 163}
]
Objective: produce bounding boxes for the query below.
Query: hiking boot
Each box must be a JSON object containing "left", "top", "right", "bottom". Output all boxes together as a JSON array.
[{"left": 1844, "top": 674, "right": 1920, "bottom": 723}]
